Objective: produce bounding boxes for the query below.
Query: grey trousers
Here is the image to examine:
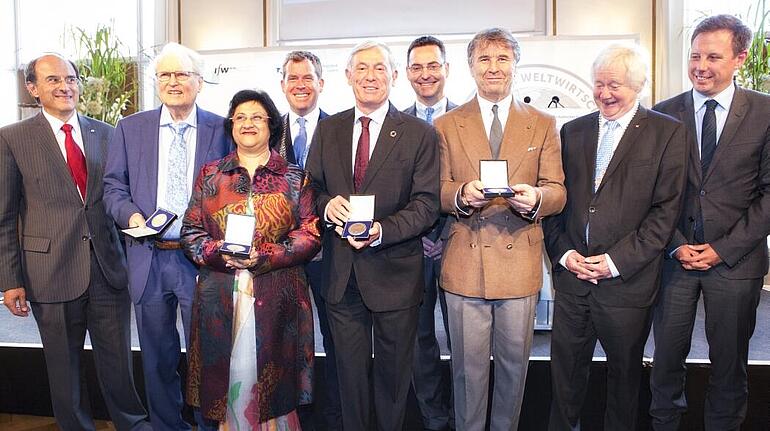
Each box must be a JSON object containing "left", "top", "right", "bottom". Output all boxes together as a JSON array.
[{"left": 445, "top": 291, "right": 536, "bottom": 431}]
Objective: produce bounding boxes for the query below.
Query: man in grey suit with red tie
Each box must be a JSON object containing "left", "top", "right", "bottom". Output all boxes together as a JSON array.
[
  {"left": 0, "top": 54, "right": 149, "bottom": 431},
  {"left": 403, "top": 35, "right": 456, "bottom": 431},
  {"left": 104, "top": 43, "right": 231, "bottom": 431},
  {"left": 306, "top": 40, "right": 439, "bottom": 431},
  {"left": 650, "top": 15, "right": 770, "bottom": 430}
]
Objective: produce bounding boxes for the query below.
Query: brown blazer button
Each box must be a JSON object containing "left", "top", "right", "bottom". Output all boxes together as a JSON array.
[
  {"left": 506, "top": 243, "right": 513, "bottom": 249},
  {"left": 470, "top": 243, "right": 477, "bottom": 248}
]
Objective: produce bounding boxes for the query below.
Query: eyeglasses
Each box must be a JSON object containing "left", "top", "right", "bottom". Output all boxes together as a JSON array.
[
  {"left": 407, "top": 62, "right": 444, "bottom": 74},
  {"left": 231, "top": 114, "right": 270, "bottom": 125},
  {"left": 155, "top": 71, "right": 198, "bottom": 82},
  {"left": 44, "top": 75, "right": 80, "bottom": 86}
]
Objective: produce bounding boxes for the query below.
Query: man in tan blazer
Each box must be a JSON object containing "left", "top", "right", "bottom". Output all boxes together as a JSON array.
[{"left": 434, "top": 28, "right": 566, "bottom": 431}]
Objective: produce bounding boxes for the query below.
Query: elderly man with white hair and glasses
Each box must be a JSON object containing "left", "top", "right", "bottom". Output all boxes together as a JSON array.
[
  {"left": 543, "top": 44, "right": 687, "bottom": 430},
  {"left": 104, "top": 42, "right": 231, "bottom": 431}
]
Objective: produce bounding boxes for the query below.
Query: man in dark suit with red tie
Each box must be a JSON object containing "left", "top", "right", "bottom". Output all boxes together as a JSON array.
[
  {"left": 650, "top": 15, "right": 770, "bottom": 430},
  {"left": 306, "top": 40, "right": 439, "bottom": 431},
  {"left": 0, "top": 54, "right": 149, "bottom": 431}
]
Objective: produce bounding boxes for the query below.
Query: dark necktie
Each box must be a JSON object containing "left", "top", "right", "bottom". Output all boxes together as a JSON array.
[
  {"left": 294, "top": 117, "right": 307, "bottom": 168},
  {"left": 354, "top": 116, "right": 371, "bottom": 192},
  {"left": 700, "top": 99, "right": 718, "bottom": 173},
  {"left": 61, "top": 124, "right": 88, "bottom": 199},
  {"left": 490, "top": 104, "right": 503, "bottom": 158}
]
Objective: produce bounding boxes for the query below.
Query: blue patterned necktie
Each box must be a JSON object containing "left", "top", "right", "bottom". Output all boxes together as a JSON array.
[
  {"left": 294, "top": 117, "right": 307, "bottom": 168},
  {"left": 594, "top": 120, "right": 619, "bottom": 191},
  {"left": 425, "top": 106, "right": 435, "bottom": 124},
  {"left": 165, "top": 122, "right": 190, "bottom": 238}
]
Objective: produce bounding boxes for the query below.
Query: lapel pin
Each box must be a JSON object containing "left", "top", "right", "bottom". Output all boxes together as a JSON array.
[
  {"left": 389, "top": 130, "right": 397, "bottom": 138},
  {"left": 634, "top": 124, "right": 640, "bottom": 128}
]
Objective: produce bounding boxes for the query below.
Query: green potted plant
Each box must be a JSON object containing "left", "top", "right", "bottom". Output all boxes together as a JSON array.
[
  {"left": 71, "top": 25, "right": 137, "bottom": 126},
  {"left": 737, "top": 0, "right": 770, "bottom": 92}
]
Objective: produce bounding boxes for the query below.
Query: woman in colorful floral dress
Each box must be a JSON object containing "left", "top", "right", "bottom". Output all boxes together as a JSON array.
[{"left": 181, "top": 89, "right": 320, "bottom": 430}]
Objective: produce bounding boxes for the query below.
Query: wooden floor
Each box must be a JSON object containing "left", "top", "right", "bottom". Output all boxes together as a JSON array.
[{"left": 0, "top": 414, "right": 115, "bottom": 430}]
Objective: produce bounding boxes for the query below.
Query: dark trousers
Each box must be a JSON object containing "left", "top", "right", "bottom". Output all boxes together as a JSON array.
[
  {"left": 134, "top": 248, "right": 197, "bottom": 431},
  {"left": 549, "top": 290, "right": 652, "bottom": 431},
  {"left": 31, "top": 250, "right": 149, "bottom": 431},
  {"left": 299, "top": 260, "right": 342, "bottom": 431},
  {"left": 413, "top": 255, "right": 452, "bottom": 430},
  {"left": 650, "top": 263, "right": 762, "bottom": 431},
  {"left": 326, "top": 275, "right": 420, "bottom": 431}
]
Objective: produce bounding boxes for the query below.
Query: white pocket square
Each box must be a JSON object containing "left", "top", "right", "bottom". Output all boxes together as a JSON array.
[{"left": 527, "top": 146, "right": 537, "bottom": 152}]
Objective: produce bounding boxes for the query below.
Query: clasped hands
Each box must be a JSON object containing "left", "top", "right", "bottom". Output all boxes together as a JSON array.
[
  {"left": 326, "top": 195, "right": 381, "bottom": 250},
  {"left": 564, "top": 251, "right": 613, "bottom": 284},
  {"left": 674, "top": 243, "right": 722, "bottom": 270},
  {"left": 461, "top": 180, "right": 539, "bottom": 213}
]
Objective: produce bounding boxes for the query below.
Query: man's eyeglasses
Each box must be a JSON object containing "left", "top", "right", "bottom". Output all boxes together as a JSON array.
[
  {"left": 231, "top": 114, "right": 270, "bottom": 125},
  {"left": 44, "top": 76, "right": 80, "bottom": 86},
  {"left": 407, "top": 62, "right": 444, "bottom": 74},
  {"left": 155, "top": 71, "right": 198, "bottom": 82}
]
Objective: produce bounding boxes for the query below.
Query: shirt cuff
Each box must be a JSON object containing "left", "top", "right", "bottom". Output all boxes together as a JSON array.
[
  {"left": 323, "top": 201, "right": 334, "bottom": 226},
  {"left": 559, "top": 249, "right": 575, "bottom": 269},
  {"left": 369, "top": 222, "right": 382, "bottom": 247},
  {"left": 605, "top": 253, "right": 620, "bottom": 278},
  {"left": 454, "top": 184, "right": 472, "bottom": 216}
]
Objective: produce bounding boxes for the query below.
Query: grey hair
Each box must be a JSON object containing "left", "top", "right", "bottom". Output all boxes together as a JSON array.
[
  {"left": 467, "top": 28, "right": 521, "bottom": 66},
  {"left": 152, "top": 42, "right": 205, "bottom": 75},
  {"left": 346, "top": 40, "right": 397, "bottom": 72},
  {"left": 591, "top": 44, "right": 650, "bottom": 93}
]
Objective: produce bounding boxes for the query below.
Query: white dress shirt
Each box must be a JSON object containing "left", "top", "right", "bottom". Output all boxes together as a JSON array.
[
  {"left": 415, "top": 97, "right": 449, "bottom": 122},
  {"left": 692, "top": 84, "right": 735, "bottom": 155}
]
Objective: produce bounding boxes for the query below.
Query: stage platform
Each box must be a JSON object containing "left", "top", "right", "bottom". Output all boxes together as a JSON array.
[{"left": 2, "top": 289, "right": 769, "bottom": 429}]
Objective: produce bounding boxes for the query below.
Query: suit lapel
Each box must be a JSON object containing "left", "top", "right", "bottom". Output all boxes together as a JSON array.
[
  {"left": 32, "top": 113, "right": 82, "bottom": 203},
  {"left": 597, "top": 107, "right": 648, "bottom": 192},
  {"left": 194, "top": 109, "right": 216, "bottom": 174},
  {"left": 679, "top": 92, "right": 702, "bottom": 184},
  {"left": 581, "top": 112, "right": 600, "bottom": 194},
  {"left": 138, "top": 109, "right": 161, "bottom": 208},
  {"left": 456, "top": 99, "right": 492, "bottom": 178},
  {"left": 360, "top": 104, "right": 403, "bottom": 192},
  {"left": 500, "top": 100, "right": 537, "bottom": 179},
  {"left": 704, "top": 88, "right": 748, "bottom": 183},
  {"left": 336, "top": 109, "right": 355, "bottom": 192},
  {"left": 78, "top": 115, "right": 100, "bottom": 204}
]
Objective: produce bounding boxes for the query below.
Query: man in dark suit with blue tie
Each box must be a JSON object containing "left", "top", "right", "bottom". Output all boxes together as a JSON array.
[
  {"left": 650, "top": 15, "right": 770, "bottom": 430},
  {"left": 403, "top": 35, "right": 456, "bottom": 431},
  {"left": 544, "top": 44, "right": 687, "bottom": 430},
  {"left": 0, "top": 54, "right": 150, "bottom": 431},
  {"left": 278, "top": 50, "right": 340, "bottom": 431},
  {"left": 104, "top": 43, "right": 231, "bottom": 431}
]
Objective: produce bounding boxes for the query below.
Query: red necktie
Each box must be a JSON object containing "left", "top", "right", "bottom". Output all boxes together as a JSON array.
[
  {"left": 353, "top": 116, "right": 371, "bottom": 192},
  {"left": 61, "top": 124, "right": 88, "bottom": 199}
]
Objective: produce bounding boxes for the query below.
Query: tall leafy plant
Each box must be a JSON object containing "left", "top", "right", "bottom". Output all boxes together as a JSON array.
[
  {"left": 737, "top": 0, "right": 770, "bottom": 92},
  {"left": 71, "top": 25, "right": 136, "bottom": 126}
]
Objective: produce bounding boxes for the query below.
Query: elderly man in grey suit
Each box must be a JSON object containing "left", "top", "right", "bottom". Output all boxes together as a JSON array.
[
  {"left": 403, "top": 34, "right": 456, "bottom": 431},
  {"left": 0, "top": 54, "right": 149, "bottom": 431},
  {"left": 650, "top": 15, "right": 770, "bottom": 431}
]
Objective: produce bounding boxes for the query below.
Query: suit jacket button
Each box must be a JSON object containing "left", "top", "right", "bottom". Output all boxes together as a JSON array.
[
  {"left": 81, "top": 235, "right": 89, "bottom": 241},
  {"left": 470, "top": 243, "right": 477, "bottom": 248},
  {"left": 506, "top": 244, "right": 513, "bottom": 249},
  {"left": 588, "top": 206, "right": 596, "bottom": 213},
  {"left": 700, "top": 190, "right": 706, "bottom": 196}
]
